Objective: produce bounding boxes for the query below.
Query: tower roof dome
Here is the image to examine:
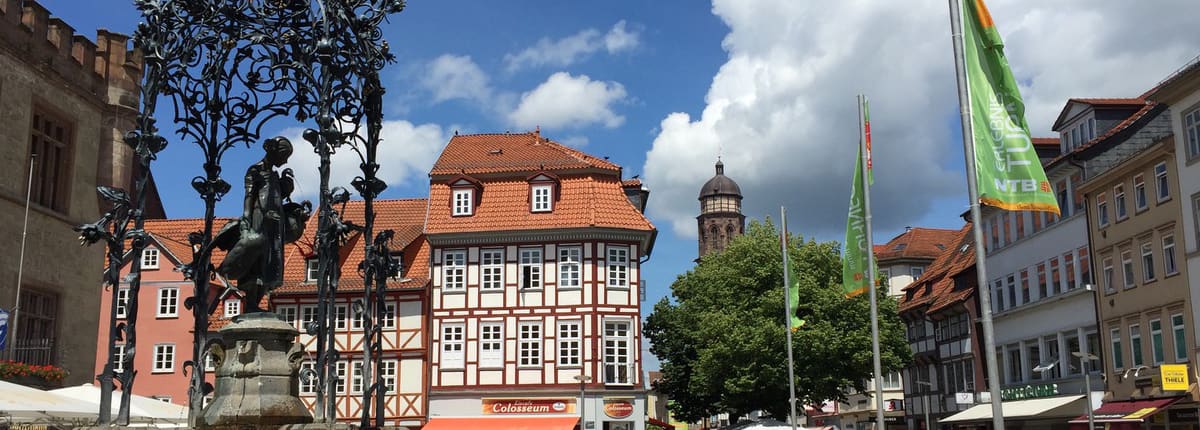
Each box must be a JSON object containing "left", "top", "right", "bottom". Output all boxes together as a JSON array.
[{"left": 699, "top": 160, "right": 742, "bottom": 199}]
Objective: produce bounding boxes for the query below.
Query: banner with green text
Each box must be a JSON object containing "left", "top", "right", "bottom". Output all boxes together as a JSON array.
[{"left": 962, "top": 0, "right": 1060, "bottom": 214}]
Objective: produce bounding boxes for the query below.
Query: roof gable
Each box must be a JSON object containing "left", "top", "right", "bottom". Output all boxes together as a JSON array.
[{"left": 431, "top": 131, "right": 621, "bottom": 177}]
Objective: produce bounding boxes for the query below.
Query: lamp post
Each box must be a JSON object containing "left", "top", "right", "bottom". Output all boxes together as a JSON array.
[
  {"left": 915, "top": 380, "right": 934, "bottom": 430},
  {"left": 575, "top": 374, "right": 592, "bottom": 430},
  {"left": 1072, "top": 352, "right": 1099, "bottom": 430}
]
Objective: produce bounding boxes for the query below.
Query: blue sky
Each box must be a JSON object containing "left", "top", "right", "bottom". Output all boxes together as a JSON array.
[{"left": 42, "top": 0, "right": 1200, "bottom": 370}]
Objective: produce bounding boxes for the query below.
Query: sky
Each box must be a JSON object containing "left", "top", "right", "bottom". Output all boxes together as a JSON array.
[{"left": 41, "top": 0, "right": 1200, "bottom": 371}]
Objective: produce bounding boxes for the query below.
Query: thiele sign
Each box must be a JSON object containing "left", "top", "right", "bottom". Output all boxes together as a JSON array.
[
  {"left": 1160, "top": 364, "right": 1189, "bottom": 391},
  {"left": 1001, "top": 383, "right": 1059, "bottom": 401}
]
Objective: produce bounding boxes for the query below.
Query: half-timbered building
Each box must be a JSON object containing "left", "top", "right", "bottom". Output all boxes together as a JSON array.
[
  {"left": 422, "top": 131, "right": 656, "bottom": 430},
  {"left": 270, "top": 198, "right": 431, "bottom": 428}
]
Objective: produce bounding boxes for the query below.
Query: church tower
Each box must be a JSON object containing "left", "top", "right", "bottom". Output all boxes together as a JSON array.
[{"left": 697, "top": 160, "right": 745, "bottom": 258}]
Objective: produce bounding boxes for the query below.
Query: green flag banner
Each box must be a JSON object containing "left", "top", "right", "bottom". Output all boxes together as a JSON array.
[
  {"left": 788, "top": 279, "right": 805, "bottom": 331},
  {"left": 962, "top": 0, "right": 1060, "bottom": 214},
  {"left": 843, "top": 146, "right": 870, "bottom": 298}
]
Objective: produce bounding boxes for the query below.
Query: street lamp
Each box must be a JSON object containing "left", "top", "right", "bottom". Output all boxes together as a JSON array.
[
  {"left": 1072, "top": 352, "right": 1099, "bottom": 430},
  {"left": 915, "top": 380, "right": 934, "bottom": 430},
  {"left": 575, "top": 374, "right": 592, "bottom": 430}
]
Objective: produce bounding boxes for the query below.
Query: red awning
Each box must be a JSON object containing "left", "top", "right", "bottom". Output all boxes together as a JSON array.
[
  {"left": 648, "top": 417, "right": 671, "bottom": 428},
  {"left": 423, "top": 416, "right": 580, "bottom": 430},
  {"left": 1068, "top": 396, "right": 1184, "bottom": 423}
]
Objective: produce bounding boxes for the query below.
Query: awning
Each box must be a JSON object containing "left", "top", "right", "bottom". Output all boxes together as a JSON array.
[
  {"left": 1068, "top": 396, "right": 1184, "bottom": 423},
  {"left": 423, "top": 416, "right": 580, "bottom": 430},
  {"left": 941, "top": 395, "right": 1086, "bottom": 423},
  {"left": 648, "top": 417, "right": 671, "bottom": 427}
]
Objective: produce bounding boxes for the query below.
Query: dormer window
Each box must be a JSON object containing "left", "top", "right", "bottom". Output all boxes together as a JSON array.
[
  {"left": 142, "top": 247, "right": 160, "bottom": 269},
  {"left": 526, "top": 172, "right": 560, "bottom": 213},
  {"left": 305, "top": 258, "right": 319, "bottom": 282},
  {"left": 448, "top": 176, "right": 482, "bottom": 216},
  {"left": 452, "top": 189, "right": 473, "bottom": 216},
  {"left": 532, "top": 185, "right": 552, "bottom": 212}
]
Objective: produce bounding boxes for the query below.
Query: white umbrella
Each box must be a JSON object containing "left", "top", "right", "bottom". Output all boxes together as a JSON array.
[
  {"left": 0, "top": 379, "right": 97, "bottom": 421},
  {"left": 50, "top": 384, "right": 188, "bottom": 427}
]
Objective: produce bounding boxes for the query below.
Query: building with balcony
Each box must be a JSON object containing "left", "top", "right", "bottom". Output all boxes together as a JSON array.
[{"left": 422, "top": 131, "right": 656, "bottom": 430}]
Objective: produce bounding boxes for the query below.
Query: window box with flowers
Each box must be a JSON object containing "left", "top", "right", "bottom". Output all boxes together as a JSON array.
[{"left": 0, "top": 360, "right": 68, "bottom": 389}]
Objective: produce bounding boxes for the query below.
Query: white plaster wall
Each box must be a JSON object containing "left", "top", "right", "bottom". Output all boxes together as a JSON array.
[{"left": 993, "top": 289, "right": 1096, "bottom": 346}]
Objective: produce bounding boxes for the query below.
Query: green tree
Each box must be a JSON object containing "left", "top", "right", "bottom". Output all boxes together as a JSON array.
[{"left": 644, "top": 219, "right": 910, "bottom": 423}]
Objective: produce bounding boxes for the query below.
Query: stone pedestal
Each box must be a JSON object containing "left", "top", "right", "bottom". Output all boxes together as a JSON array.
[{"left": 201, "top": 312, "right": 314, "bottom": 429}]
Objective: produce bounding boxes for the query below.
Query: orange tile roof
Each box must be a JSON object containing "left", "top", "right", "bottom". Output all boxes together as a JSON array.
[
  {"left": 621, "top": 178, "right": 644, "bottom": 188},
  {"left": 430, "top": 131, "right": 621, "bottom": 176},
  {"left": 140, "top": 217, "right": 235, "bottom": 267},
  {"left": 274, "top": 198, "right": 431, "bottom": 295},
  {"left": 425, "top": 175, "right": 655, "bottom": 234},
  {"left": 875, "top": 227, "right": 960, "bottom": 262},
  {"left": 1031, "top": 137, "right": 1058, "bottom": 147},
  {"left": 898, "top": 224, "right": 975, "bottom": 315}
]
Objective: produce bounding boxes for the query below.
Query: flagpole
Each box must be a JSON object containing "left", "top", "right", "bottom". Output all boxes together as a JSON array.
[
  {"left": 857, "top": 95, "right": 885, "bottom": 430},
  {"left": 781, "top": 206, "right": 798, "bottom": 430},
  {"left": 948, "top": 1, "right": 1005, "bottom": 429}
]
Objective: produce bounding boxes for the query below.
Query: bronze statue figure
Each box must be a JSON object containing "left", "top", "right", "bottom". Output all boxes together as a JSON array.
[{"left": 213, "top": 136, "right": 311, "bottom": 312}]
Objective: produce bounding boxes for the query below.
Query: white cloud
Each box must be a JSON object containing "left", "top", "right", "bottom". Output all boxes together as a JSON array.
[
  {"left": 509, "top": 72, "right": 628, "bottom": 130},
  {"left": 422, "top": 54, "right": 492, "bottom": 104},
  {"left": 284, "top": 120, "right": 450, "bottom": 201},
  {"left": 559, "top": 135, "right": 591, "bottom": 147},
  {"left": 644, "top": 0, "right": 1199, "bottom": 240},
  {"left": 504, "top": 21, "right": 640, "bottom": 72}
]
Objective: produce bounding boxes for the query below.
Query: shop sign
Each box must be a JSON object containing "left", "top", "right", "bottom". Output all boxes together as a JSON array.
[
  {"left": 955, "top": 393, "right": 974, "bottom": 404},
  {"left": 604, "top": 399, "right": 635, "bottom": 418},
  {"left": 482, "top": 398, "right": 574, "bottom": 414},
  {"left": 1160, "top": 364, "right": 1189, "bottom": 391},
  {"left": 868, "top": 416, "right": 906, "bottom": 425},
  {"left": 1000, "top": 383, "right": 1059, "bottom": 401}
]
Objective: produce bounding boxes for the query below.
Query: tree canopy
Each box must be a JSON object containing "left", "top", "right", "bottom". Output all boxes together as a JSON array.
[{"left": 644, "top": 219, "right": 911, "bottom": 422}]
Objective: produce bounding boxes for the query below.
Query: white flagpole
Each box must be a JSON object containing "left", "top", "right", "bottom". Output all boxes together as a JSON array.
[
  {"left": 9, "top": 153, "right": 35, "bottom": 359},
  {"left": 858, "top": 95, "right": 885, "bottom": 430},
  {"left": 947, "top": 1, "right": 1005, "bottom": 429},
  {"left": 781, "top": 206, "right": 798, "bottom": 430}
]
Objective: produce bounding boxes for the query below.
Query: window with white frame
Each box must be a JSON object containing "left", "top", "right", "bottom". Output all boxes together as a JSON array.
[
  {"left": 1122, "top": 251, "right": 1136, "bottom": 288},
  {"left": 558, "top": 246, "right": 582, "bottom": 288},
  {"left": 277, "top": 305, "right": 298, "bottom": 328},
  {"left": 381, "top": 303, "right": 396, "bottom": 329},
  {"left": 1115, "top": 184, "right": 1127, "bottom": 220},
  {"left": 204, "top": 350, "right": 215, "bottom": 371},
  {"left": 1141, "top": 242, "right": 1156, "bottom": 282},
  {"left": 531, "top": 184, "right": 553, "bottom": 212},
  {"left": 558, "top": 320, "right": 582, "bottom": 366},
  {"left": 335, "top": 361, "right": 347, "bottom": 394},
  {"left": 300, "top": 361, "right": 316, "bottom": 394},
  {"left": 1155, "top": 162, "right": 1170, "bottom": 202},
  {"left": 1110, "top": 327, "right": 1124, "bottom": 370},
  {"left": 389, "top": 253, "right": 403, "bottom": 280},
  {"left": 300, "top": 305, "right": 317, "bottom": 332},
  {"left": 1185, "top": 107, "right": 1200, "bottom": 160},
  {"left": 604, "top": 320, "right": 632, "bottom": 384},
  {"left": 335, "top": 304, "right": 348, "bottom": 330},
  {"left": 480, "top": 249, "right": 503, "bottom": 291},
  {"left": 1097, "top": 193, "right": 1109, "bottom": 226},
  {"left": 607, "top": 246, "right": 629, "bottom": 287},
  {"left": 116, "top": 288, "right": 130, "bottom": 319},
  {"left": 518, "top": 322, "right": 542, "bottom": 367},
  {"left": 1134, "top": 175, "right": 1147, "bottom": 211},
  {"left": 479, "top": 322, "right": 503, "bottom": 368},
  {"left": 381, "top": 360, "right": 397, "bottom": 392},
  {"left": 224, "top": 298, "right": 241, "bottom": 318},
  {"left": 878, "top": 371, "right": 902, "bottom": 390},
  {"left": 520, "top": 248, "right": 542, "bottom": 289},
  {"left": 441, "top": 323, "right": 465, "bottom": 369},
  {"left": 443, "top": 250, "right": 466, "bottom": 291},
  {"left": 153, "top": 344, "right": 175, "bottom": 372},
  {"left": 1130, "top": 324, "right": 1144, "bottom": 367},
  {"left": 452, "top": 188, "right": 473, "bottom": 216},
  {"left": 157, "top": 287, "right": 178, "bottom": 317},
  {"left": 141, "top": 247, "right": 159, "bottom": 269},
  {"left": 351, "top": 361, "right": 364, "bottom": 394},
  {"left": 1151, "top": 319, "right": 1165, "bottom": 365},
  {"left": 305, "top": 259, "right": 319, "bottom": 282},
  {"left": 1172, "top": 314, "right": 1187, "bottom": 362},
  {"left": 1102, "top": 257, "right": 1115, "bottom": 293},
  {"left": 911, "top": 266, "right": 925, "bottom": 280},
  {"left": 1163, "top": 235, "right": 1178, "bottom": 276},
  {"left": 114, "top": 343, "right": 127, "bottom": 373}
]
